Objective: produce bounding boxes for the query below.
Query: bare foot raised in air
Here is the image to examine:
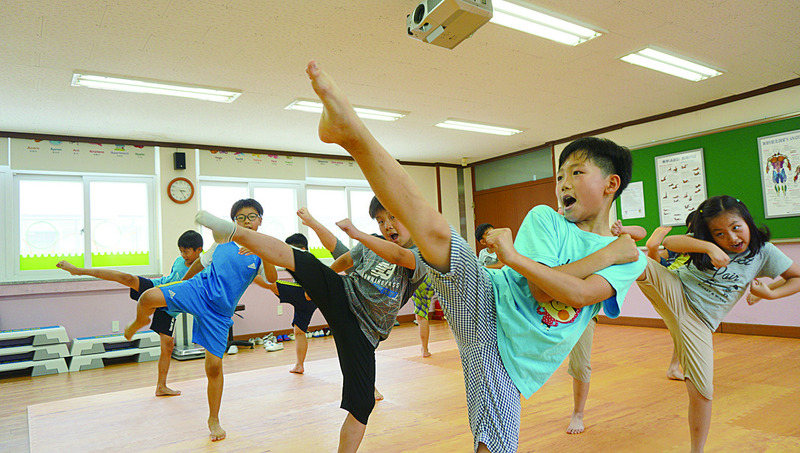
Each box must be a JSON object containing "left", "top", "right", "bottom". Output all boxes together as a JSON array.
[
  {"left": 209, "top": 417, "right": 226, "bottom": 442},
  {"left": 566, "top": 413, "right": 585, "bottom": 434},
  {"left": 374, "top": 387, "right": 384, "bottom": 401},
  {"left": 289, "top": 364, "right": 304, "bottom": 374},
  {"left": 56, "top": 260, "right": 84, "bottom": 276},
  {"left": 155, "top": 385, "right": 181, "bottom": 397},
  {"left": 306, "top": 60, "right": 369, "bottom": 148}
]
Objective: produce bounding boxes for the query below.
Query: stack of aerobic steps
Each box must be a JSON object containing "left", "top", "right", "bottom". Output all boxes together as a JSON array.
[
  {"left": 68, "top": 330, "right": 161, "bottom": 372},
  {"left": 0, "top": 326, "right": 70, "bottom": 376}
]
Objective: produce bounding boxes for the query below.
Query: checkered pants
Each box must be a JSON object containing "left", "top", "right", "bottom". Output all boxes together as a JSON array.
[{"left": 425, "top": 227, "right": 521, "bottom": 453}]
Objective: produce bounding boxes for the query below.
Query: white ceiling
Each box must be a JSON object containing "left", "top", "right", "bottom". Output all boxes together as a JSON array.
[{"left": 1, "top": 1, "right": 798, "bottom": 164}]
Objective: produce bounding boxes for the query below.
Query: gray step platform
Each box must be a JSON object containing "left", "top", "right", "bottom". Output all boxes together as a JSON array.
[
  {"left": 0, "top": 326, "right": 69, "bottom": 348},
  {"left": 70, "top": 330, "right": 160, "bottom": 356},
  {"left": 0, "top": 357, "right": 68, "bottom": 376},
  {"left": 68, "top": 346, "right": 161, "bottom": 372},
  {"left": 0, "top": 343, "right": 70, "bottom": 363}
]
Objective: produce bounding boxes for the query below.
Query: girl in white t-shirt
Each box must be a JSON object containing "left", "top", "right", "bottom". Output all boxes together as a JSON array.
[{"left": 637, "top": 195, "right": 800, "bottom": 452}]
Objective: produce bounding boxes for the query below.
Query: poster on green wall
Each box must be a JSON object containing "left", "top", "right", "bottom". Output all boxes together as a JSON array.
[
  {"left": 655, "top": 149, "right": 707, "bottom": 226},
  {"left": 758, "top": 129, "right": 800, "bottom": 218}
]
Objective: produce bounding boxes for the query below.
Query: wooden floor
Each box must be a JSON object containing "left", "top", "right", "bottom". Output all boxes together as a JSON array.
[{"left": 3, "top": 321, "right": 800, "bottom": 452}]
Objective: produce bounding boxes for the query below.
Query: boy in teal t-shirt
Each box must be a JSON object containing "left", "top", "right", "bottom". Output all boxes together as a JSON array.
[{"left": 302, "top": 61, "right": 647, "bottom": 452}]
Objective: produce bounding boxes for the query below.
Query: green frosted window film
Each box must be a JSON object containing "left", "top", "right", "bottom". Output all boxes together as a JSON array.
[
  {"left": 20, "top": 254, "right": 84, "bottom": 271},
  {"left": 91, "top": 252, "right": 149, "bottom": 267},
  {"left": 474, "top": 147, "right": 553, "bottom": 191},
  {"left": 309, "top": 247, "right": 333, "bottom": 259}
]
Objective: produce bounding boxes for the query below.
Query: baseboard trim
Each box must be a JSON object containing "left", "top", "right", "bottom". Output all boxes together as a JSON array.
[{"left": 597, "top": 315, "right": 800, "bottom": 339}]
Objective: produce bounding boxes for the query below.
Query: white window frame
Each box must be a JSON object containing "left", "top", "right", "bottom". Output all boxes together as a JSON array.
[
  {"left": 305, "top": 181, "right": 374, "bottom": 249},
  {"left": 10, "top": 171, "right": 158, "bottom": 282}
]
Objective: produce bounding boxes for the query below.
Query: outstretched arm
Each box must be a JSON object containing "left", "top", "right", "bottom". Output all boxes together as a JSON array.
[
  {"left": 331, "top": 251, "right": 354, "bottom": 274},
  {"left": 297, "top": 207, "right": 341, "bottom": 253},
  {"left": 336, "top": 218, "right": 416, "bottom": 269},
  {"left": 528, "top": 234, "right": 641, "bottom": 302},
  {"left": 253, "top": 275, "right": 280, "bottom": 296}
]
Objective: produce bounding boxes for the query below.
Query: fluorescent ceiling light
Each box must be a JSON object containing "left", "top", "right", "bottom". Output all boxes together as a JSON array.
[
  {"left": 71, "top": 73, "right": 241, "bottom": 103},
  {"left": 285, "top": 99, "right": 406, "bottom": 122},
  {"left": 435, "top": 120, "right": 522, "bottom": 136},
  {"left": 490, "top": 0, "right": 601, "bottom": 46},
  {"left": 620, "top": 48, "right": 722, "bottom": 81}
]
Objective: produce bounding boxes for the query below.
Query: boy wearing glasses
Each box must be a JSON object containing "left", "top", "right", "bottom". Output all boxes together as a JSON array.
[{"left": 124, "top": 198, "right": 278, "bottom": 442}]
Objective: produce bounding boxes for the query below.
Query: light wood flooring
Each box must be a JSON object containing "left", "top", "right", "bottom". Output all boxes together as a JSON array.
[{"left": 2, "top": 321, "right": 800, "bottom": 452}]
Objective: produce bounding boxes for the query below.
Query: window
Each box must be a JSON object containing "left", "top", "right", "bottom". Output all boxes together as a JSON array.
[
  {"left": 12, "top": 174, "right": 157, "bottom": 280},
  {"left": 198, "top": 181, "right": 301, "bottom": 250},
  {"left": 474, "top": 147, "right": 553, "bottom": 191},
  {"left": 306, "top": 186, "right": 375, "bottom": 258}
]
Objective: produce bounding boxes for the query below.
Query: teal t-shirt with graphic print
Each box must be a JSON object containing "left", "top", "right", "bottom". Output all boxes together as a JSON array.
[{"left": 491, "top": 205, "right": 647, "bottom": 398}]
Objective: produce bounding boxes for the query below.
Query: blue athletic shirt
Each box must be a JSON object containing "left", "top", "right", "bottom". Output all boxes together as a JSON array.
[
  {"left": 151, "top": 256, "right": 190, "bottom": 317},
  {"left": 491, "top": 205, "right": 647, "bottom": 398}
]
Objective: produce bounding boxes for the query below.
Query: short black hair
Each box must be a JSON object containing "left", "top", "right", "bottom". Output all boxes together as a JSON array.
[
  {"left": 688, "top": 195, "right": 770, "bottom": 271},
  {"left": 475, "top": 223, "right": 494, "bottom": 241},
  {"left": 177, "top": 230, "right": 203, "bottom": 249},
  {"left": 285, "top": 233, "right": 308, "bottom": 250},
  {"left": 369, "top": 196, "right": 386, "bottom": 219},
  {"left": 558, "top": 137, "right": 632, "bottom": 200},
  {"left": 230, "top": 198, "right": 263, "bottom": 220}
]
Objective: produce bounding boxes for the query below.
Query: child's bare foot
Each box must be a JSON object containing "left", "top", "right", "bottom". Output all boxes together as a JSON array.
[
  {"left": 208, "top": 418, "right": 226, "bottom": 442},
  {"left": 306, "top": 60, "right": 367, "bottom": 148},
  {"left": 421, "top": 347, "right": 431, "bottom": 358},
  {"left": 289, "top": 364, "right": 304, "bottom": 374},
  {"left": 56, "top": 260, "right": 83, "bottom": 275},
  {"left": 155, "top": 385, "right": 181, "bottom": 397},
  {"left": 666, "top": 365, "right": 685, "bottom": 381},
  {"left": 374, "top": 387, "right": 384, "bottom": 401},
  {"left": 566, "top": 413, "right": 585, "bottom": 434},
  {"left": 123, "top": 321, "right": 138, "bottom": 341}
]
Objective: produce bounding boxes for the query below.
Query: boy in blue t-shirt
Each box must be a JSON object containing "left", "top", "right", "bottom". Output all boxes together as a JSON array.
[
  {"left": 302, "top": 61, "right": 648, "bottom": 452},
  {"left": 195, "top": 196, "right": 426, "bottom": 452},
  {"left": 124, "top": 198, "right": 277, "bottom": 442},
  {"left": 57, "top": 229, "right": 203, "bottom": 397}
]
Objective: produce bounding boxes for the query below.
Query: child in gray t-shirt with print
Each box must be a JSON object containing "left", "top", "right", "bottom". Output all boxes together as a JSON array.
[{"left": 195, "top": 196, "right": 425, "bottom": 452}]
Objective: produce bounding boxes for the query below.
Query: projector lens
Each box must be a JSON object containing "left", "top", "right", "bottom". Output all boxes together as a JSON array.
[{"left": 413, "top": 4, "right": 426, "bottom": 24}]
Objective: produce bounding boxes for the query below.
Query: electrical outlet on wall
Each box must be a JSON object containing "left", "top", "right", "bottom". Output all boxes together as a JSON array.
[
  {"left": 277, "top": 306, "right": 283, "bottom": 316},
  {"left": 112, "top": 320, "right": 120, "bottom": 332}
]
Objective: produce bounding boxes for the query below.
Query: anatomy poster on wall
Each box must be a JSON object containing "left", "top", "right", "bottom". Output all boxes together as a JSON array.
[
  {"left": 758, "top": 129, "right": 800, "bottom": 218},
  {"left": 655, "top": 149, "right": 706, "bottom": 226}
]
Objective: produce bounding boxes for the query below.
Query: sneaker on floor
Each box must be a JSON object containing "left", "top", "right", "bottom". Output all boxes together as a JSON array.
[
  {"left": 324, "top": 329, "right": 331, "bottom": 336},
  {"left": 227, "top": 345, "right": 239, "bottom": 355},
  {"left": 393, "top": 320, "right": 400, "bottom": 326},
  {"left": 305, "top": 331, "right": 313, "bottom": 339},
  {"left": 264, "top": 341, "right": 283, "bottom": 352},
  {"left": 263, "top": 333, "right": 276, "bottom": 343},
  {"left": 287, "top": 333, "right": 295, "bottom": 341},
  {"left": 413, "top": 319, "right": 418, "bottom": 325}
]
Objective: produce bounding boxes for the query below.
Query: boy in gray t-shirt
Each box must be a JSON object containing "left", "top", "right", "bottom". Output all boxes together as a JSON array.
[{"left": 195, "top": 196, "right": 425, "bottom": 452}]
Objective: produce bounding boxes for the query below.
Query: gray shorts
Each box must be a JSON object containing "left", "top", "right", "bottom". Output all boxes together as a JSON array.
[{"left": 424, "top": 227, "right": 521, "bottom": 453}]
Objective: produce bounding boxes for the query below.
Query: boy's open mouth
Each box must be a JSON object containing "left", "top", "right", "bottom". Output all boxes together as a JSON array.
[
  {"left": 562, "top": 195, "right": 576, "bottom": 209},
  {"left": 390, "top": 233, "right": 399, "bottom": 242}
]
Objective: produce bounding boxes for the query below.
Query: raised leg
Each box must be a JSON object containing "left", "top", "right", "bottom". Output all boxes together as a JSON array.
[
  {"left": 124, "top": 288, "right": 166, "bottom": 340},
  {"left": 195, "top": 211, "right": 296, "bottom": 271},
  {"left": 57, "top": 261, "right": 139, "bottom": 290},
  {"left": 306, "top": 60, "right": 451, "bottom": 272},
  {"left": 205, "top": 352, "right": 226, "bottom": 441}
]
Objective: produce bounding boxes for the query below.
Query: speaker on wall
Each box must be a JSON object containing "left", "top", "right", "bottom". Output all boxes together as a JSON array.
[{"left": 174, "top": 152, "right": 186, "bottom": 170}]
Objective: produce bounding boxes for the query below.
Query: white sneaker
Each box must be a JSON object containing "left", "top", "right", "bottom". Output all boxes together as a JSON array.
[
  {"left": 264, "top": 341, "right": 283, "bottom": 352},
  {"left": 227, "top": 345, "right": 239, "bottom": 355}
]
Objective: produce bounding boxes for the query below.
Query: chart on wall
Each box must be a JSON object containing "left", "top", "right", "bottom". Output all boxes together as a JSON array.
[
  {"left": 758, "top": 129, "right": 800, "bottom": 218},
  {"left": 655, "top": 149, "right": 706, "bottom": 226}
]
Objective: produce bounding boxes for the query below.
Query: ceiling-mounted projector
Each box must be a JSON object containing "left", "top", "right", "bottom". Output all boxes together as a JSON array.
[{"left": 406, "top": 0, "right": 493, "bottom": 49}]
